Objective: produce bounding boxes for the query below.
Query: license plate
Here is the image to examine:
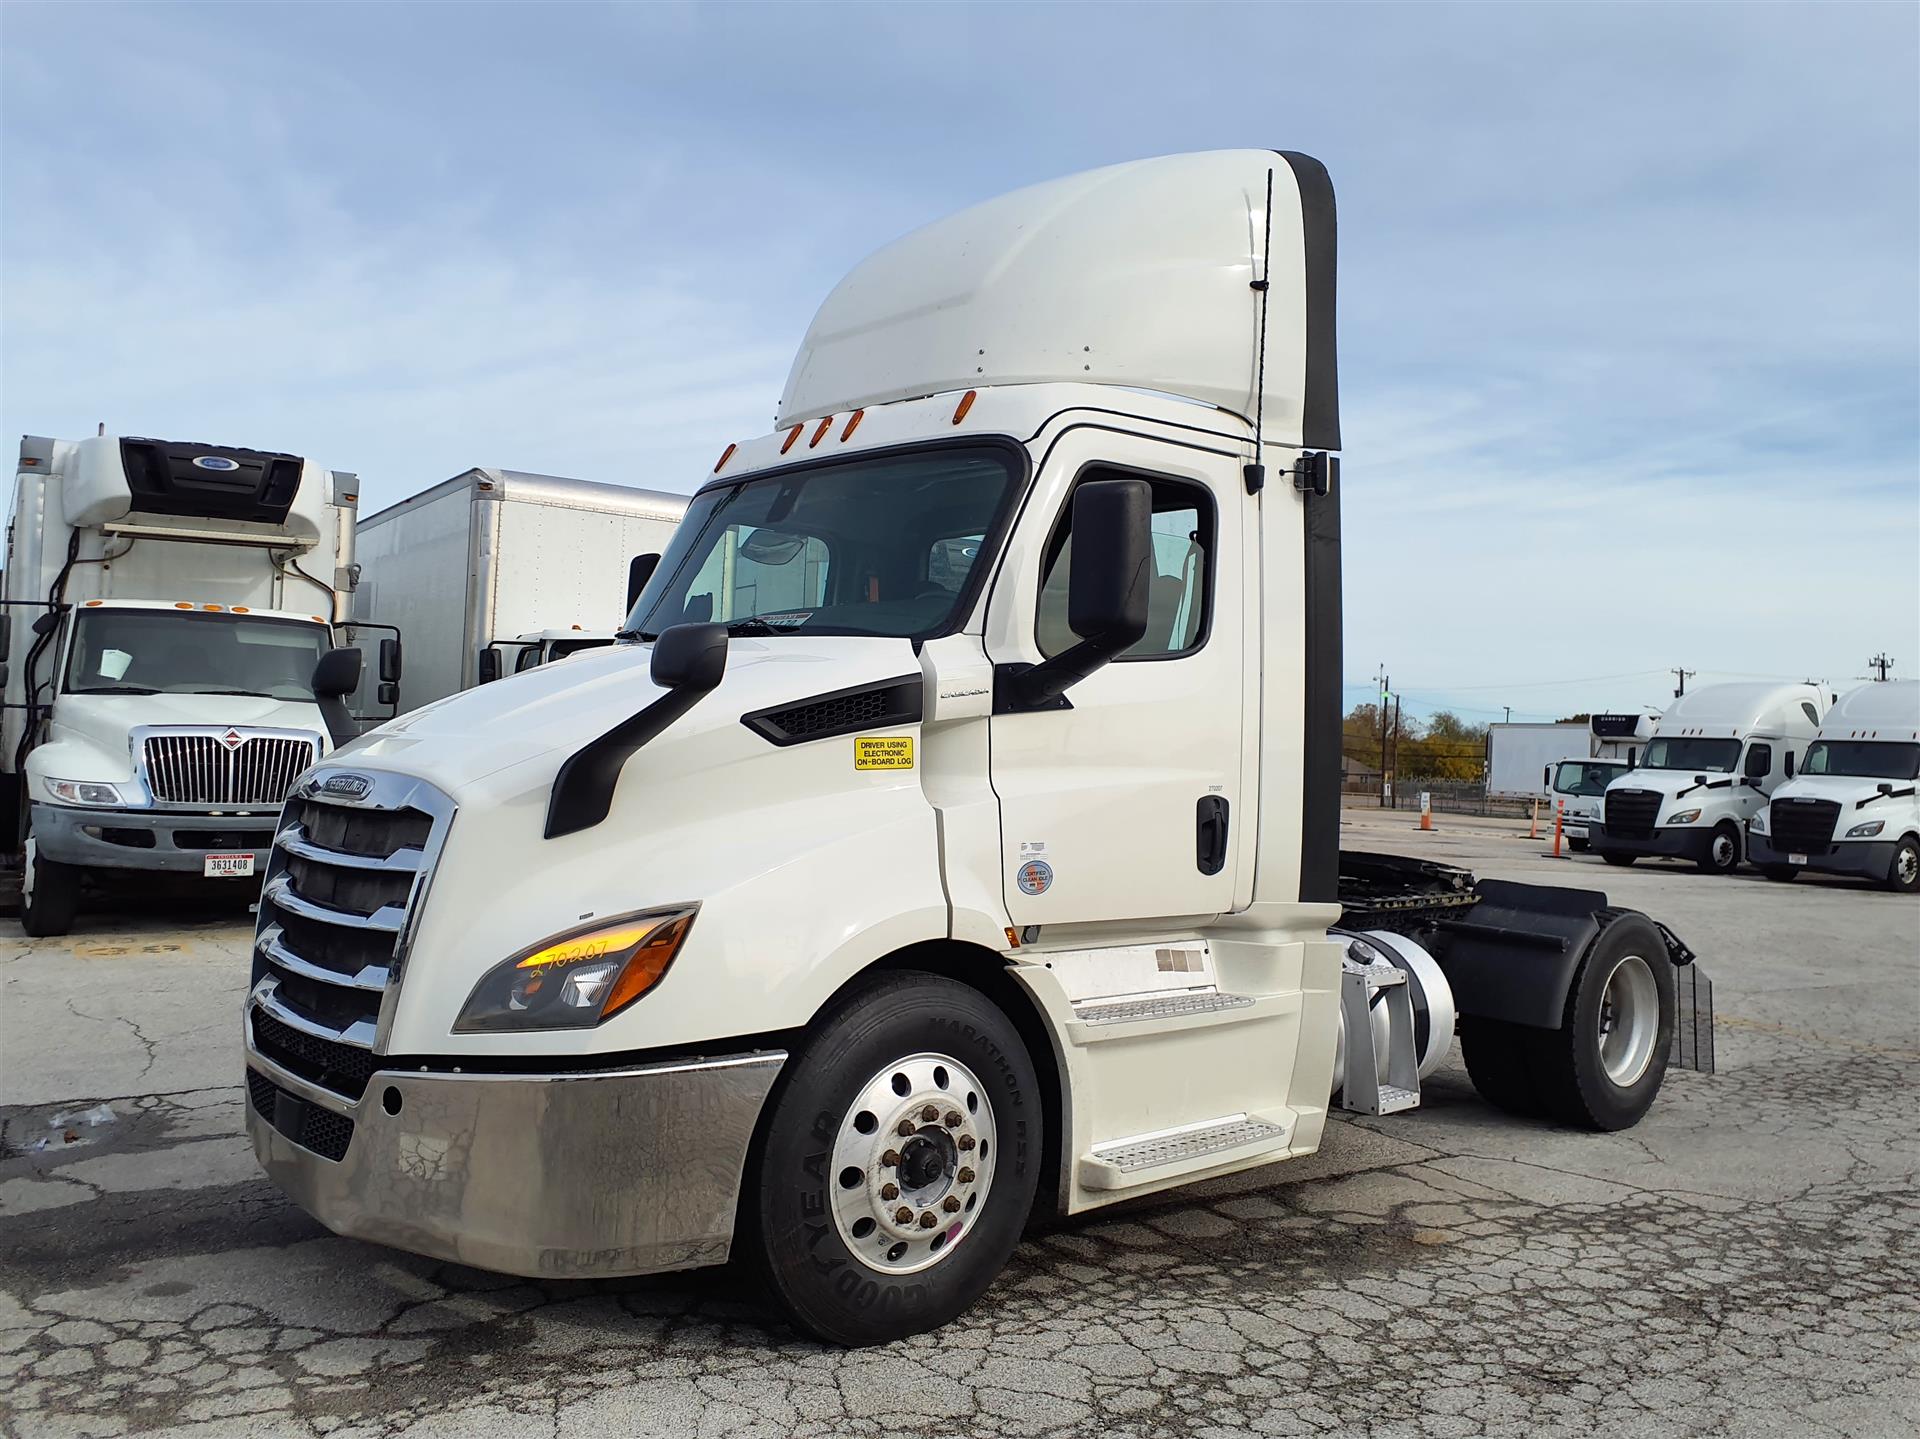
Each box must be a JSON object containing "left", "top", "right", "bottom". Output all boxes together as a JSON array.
[
  {"left": 1789, "top": 853, "right": 1808, "bottom": 866},
  {"left": 205, "top": 852, "right": 256, "bottom": 879}
]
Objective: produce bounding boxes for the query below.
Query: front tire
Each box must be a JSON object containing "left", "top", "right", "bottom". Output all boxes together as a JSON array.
[
  {"left": 1886, "top": 836, "right": 1920, "bottom": 895},
  {"left": 746, "top": 971, "right": 1042, "bottom": 1346},
  {"left": 1696, "top": 822, "right": 1741, "bottom": 876},
  {"left": 1602, "top": 853, "right": 1635, "bottom": 867},
  {"left": 20, "top": 831, "right": 81, "bottom": 938},
  {"left": 1759, "top": 864, "right": 1799, "bottom": 883}
]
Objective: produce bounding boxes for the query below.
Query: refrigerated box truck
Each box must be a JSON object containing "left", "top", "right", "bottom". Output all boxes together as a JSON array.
[
  {"left": 243, "top": 150, "right": 1700, "bottom": 1346},
  {"left": 354, "top": 469, "right": 687, "bottom": 710},
  {"left": 4, "top": 434, "right": 394, "bottom": 935}
]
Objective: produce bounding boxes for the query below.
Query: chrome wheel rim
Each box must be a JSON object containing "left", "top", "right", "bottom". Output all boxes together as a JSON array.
[
  {"left": 1899, "top": 847, "right": 1918, "bottom": 885},
  {"left": 1597, "top": 954, "right": 1659, "bottom": 1087},
  {"left": 1711, "top": 831, "right": 1736, "bottom": 868},
  {"left": 829, "top": 1051, "right": 997, "bottom": 1276}
]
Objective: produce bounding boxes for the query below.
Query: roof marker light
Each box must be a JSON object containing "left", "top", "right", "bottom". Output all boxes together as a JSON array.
[
  {"left": 781, "top": 424, "right": 804, "bottom": 454},
  {"left": 842, "top": 409, "right": 865, "bottom": 442},
  {"left": 174, "top": 602, "right": 193, "bottom": 609},
  {"left": 714, "top": 443, "right": 737, "bottom": 473},
  {"left": 232, "top": 605, "right": 250, "bottom": 613},
  {"left": 952, "top": 390, "right": 977, "bottom": 425},
  {"left": 809, "top": 416, "right": 834, "bottom": 448},
  {"left": 202, "top": 604, "right": 224, "bottom": 612}
]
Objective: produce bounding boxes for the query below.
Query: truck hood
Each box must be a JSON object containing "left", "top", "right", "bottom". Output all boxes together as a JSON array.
[
  {"left": 38, "top": 693, "right": 327, "bottom": 784},
  {"left": 337, "top": 635, "right": 921, "bottom": 795},
  {"left": 1768, "top": 775, "right": 1911, "bottom": 812},
  {"left": 1605, "top": 770, "right": 1740, "bottom": 803}
]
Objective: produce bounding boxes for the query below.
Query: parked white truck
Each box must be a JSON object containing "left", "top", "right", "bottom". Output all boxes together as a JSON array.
[
  {"left": 243, "top": 151, "right": 1700, "bottom": 1345},
  {"left": 1589, "top": 682, "right": 1828, "bottom": 875},
  {"left": 1543, "top": 713, "right": 1658, "bottom": 850},
  {"left": 1747, "top": 680, "right": 1919, "bottom": 892},
  {"left": 4, "top": 434, "right": 392, "bottom": 935},
  {"left": 353, "top": 469, "right": 687, "bottom": 710}
]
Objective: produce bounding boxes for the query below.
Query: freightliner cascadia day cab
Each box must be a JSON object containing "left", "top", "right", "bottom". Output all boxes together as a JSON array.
[
  {"left": 1747, "top": 680, "right": 1920, "bottom": 892},
  {"left": 352, "top": 469, "right": 688, "bottom": 712},
  {"left": 1589, "top": 682, "right": 1828, "bottom": 875},
  {"left": 4, "top": 435, "right": 398, "bottom": 936},
  {"left": 243, "top": 151, "right": 1700, "bottom": 1345}
]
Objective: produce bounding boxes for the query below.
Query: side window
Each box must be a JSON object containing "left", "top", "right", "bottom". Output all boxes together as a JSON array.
[
  {"left": 1744, "top": 743, "right": 1772, "bottom": 779},
  {"left": 1036, "top": 473, "right": 1213, "bottom": 660},
  {"left": 1785, "top": 750, "right": 1796, "bottom": 779}
]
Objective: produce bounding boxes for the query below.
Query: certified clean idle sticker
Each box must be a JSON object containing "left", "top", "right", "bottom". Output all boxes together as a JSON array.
[
  {"left": 854, "top": 735, "right": 914, "bottom": 770},
  {"left": 1016, "top": 858, "right": 1054, "bottom": 895}
]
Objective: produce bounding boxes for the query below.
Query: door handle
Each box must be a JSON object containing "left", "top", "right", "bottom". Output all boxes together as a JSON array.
[{"left": 1196, "top": 796, "right": 1229, "bottom": 875}]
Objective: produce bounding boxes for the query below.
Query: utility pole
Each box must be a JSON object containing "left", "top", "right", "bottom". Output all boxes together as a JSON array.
[
  {"left": 1868, "top": 653, "right": 1894, "bottom": 682},
  {"left": 1503, "top": 705, "right": 1512, "bottom": 723},
  {"left": 1376, "top": 666, "right": 1390, "bottom": 805},
  {"left": 1671, "top": 666, "right": 1694, "bottom": 699},
  {"left": 1392, "top": 695, "right": 1402, "bottom": 798}
]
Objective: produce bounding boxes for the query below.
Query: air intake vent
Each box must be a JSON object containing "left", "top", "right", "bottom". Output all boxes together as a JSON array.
[{"left": 743, "top": 676, "right": 921, "bottom": 746}]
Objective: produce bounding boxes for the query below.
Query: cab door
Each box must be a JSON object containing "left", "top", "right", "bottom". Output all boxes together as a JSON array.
[{"left": 985, "top": 431, "right": 1248, "bottom": 928}]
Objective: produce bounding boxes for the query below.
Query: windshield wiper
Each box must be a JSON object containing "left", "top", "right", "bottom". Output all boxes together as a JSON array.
[
  {"left": 72, "top": 685, "right": 162, "bottom": 695},
  {"left": 195, "top": 689, "right": 278, "bottom": 698}
]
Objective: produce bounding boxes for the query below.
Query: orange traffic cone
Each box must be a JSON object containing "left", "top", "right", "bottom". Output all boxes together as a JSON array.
[{"left": 1551, "top": 802, "right": 1564, "bottom": 858}]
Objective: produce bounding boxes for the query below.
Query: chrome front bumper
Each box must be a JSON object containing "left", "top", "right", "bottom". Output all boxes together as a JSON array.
[{"left": 245, "top": 1033, "right": 786, "bottom": 1279}]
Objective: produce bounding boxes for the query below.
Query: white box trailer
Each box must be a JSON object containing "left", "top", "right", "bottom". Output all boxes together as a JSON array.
[
  {"left": 354, "top": 470, "right": 687, "bottom": 711},
  {"left": 1486, "top": 722, "right": 1590, "bottom": 798}
]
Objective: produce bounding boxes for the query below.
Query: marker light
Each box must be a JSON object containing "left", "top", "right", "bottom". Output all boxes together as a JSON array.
[
  {"left": 453, "top": 907, "right": 697, "bottom": 1033},
  {"left": 809, "top": 416, "right": 833, "bottom": 448},
  {"left": 714, "top": 442, "right": 737, "bottom": 473},
  {"left": 781, "top": 424, "right": 804, "bottom": 454},
  {"left": 952, "top": 390, "right": 977, "bottom": 425},
  {"left": 842, "top": 409, "right": 865, "bottom": 442}
]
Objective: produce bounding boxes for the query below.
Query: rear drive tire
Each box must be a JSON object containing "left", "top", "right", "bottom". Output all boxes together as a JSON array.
[
  {"left": 1526, "top": 915, "right": 1676, "bottom": 1130},
  {"left": 746, "top": 971, "right": 1042, "bottom": 1346},
  {"left": 1602, "top": 853, "right": 1635, "bottom": 867},
  {"left": 20, "top": 831, "right": 81, "bottom": 938},
  {"left": 1885, "top": 837, "right": 1920, "bottom": 895},
  {"left": 1460, "top": 1017, "right": 1547, "bottom": 1119},
  {"left": 1759, "top": 864, "right": 1799, "bottom": 883},
  {"left": 1696, "top": 822, "right": 1741, "bottom": 876}
]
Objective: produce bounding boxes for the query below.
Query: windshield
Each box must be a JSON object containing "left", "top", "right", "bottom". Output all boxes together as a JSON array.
[
  {"left": 1639, "top": 736, "right": 1741, "bottom": 772},
  {"left": 64, "top": 609, "right": 329, "bottom": 701},
  {"left": 1802, "top": 739, "right": 1920, "bottom": 781},
  {"left": 627, "top": 446, "right": 1022, "bottom": 641},
  {"left": 1554, "top": 760, "right": 1626, "bottom": 796}
]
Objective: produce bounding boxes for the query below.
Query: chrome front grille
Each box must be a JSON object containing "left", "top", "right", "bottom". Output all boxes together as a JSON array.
[
  {"left": 142, "top": 730, "right": 317, "bottom": 806},
  {"left": 248, "top": 770, "right": 454, "bottom": 1107}
]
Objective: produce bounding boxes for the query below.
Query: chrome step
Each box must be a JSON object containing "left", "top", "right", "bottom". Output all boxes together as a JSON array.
[
  {"left": 1079, "top": 1114, "right": 1291, "bottom": 1190},
  {"left": 1072, "top": 991, "right": 1253, "bottom": 1025}
]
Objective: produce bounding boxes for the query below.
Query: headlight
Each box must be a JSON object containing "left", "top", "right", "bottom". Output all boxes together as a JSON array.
[
  {"left": 42, "top": 777, "right": 126, "bottom": 806},
  {"left": 1666, "top": 809, "right": 1701, "bottom": 826},
  {"left": 1748, "top": 809, "right": 1769, "bottom": 835},
  {"left": 1846, "top": 819, "right": 1885, "bottom": 838},
  {"left": 453, "top": 907, "right": 696, "bottom": 1033}
]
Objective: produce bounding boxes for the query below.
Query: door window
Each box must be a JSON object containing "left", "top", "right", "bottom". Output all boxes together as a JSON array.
[
  {"left": 1036, "top": 473, "right": 1213, "bottom": 660},
  {"left": 1744, "top": 743, "right": 1773, "bottom": 779}
]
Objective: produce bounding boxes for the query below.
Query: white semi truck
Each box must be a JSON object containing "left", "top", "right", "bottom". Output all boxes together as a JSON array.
[
  {"left": 1543, "top": 713, "right": 1658, "bottom": 849},
  {"left": 1747, "top": 680, "right": 1919, "bottom": 892},
  {"left": 353, "top": 468, "right": 687, "bottom": 711},
  {"left": 4, "top": 434, "right": 393, "bottom": 936},
  {"left": 1589, "top": 682, "right": 1828, "bottom": 875},
  {"left": 242, "top": 151, "right": 1699, "bottom": 1345}
]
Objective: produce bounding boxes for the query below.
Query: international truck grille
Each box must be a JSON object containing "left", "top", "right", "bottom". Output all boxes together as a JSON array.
[
  {"left": 1770, "top": 798, "right": 1840, "bottom": 855},
  {"left": 143, "top": 733, "right": 317, "bottom": 806},
  {"left": 1605, "top": 789, "right": 1662, "bottom": 840},
  {"left": 246, "top": 1067, "right": 354, "bottom": 1162},
  {"left": 248, "top": 778, "right": 453, "bottom": 1104}
]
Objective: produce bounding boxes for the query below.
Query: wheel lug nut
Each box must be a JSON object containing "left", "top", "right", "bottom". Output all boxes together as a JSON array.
[
  {"left": 944, "top": 1110, "right": 962, "bottom": 1127},
  {"left": 942, "top": 1195, "right": 962, "bottom": 1213},
  {"left": 918, "top": 1211, "right": 939, "bottom": 1229},
  {"left": 957, "top": 1134, "right": 976, "bottom": 1151},
  {"left": 957, "top": 1166, "right": 975, "bottom": 1183},
  {"left": 881, "top": 1149, "right": 901, "bottom": 1167},
  {"left": 920, "top": 1103, "right": 940, "bottom": 1122},
  {"left": 897, "top": 1120, "right": 916, "bottom": 1137},
  {"left": 880, "top": 1182, "right": 899, "bottom": 1201},
  {"left": 894, "top": 1207, "right": 913, "bottom": 1224}
]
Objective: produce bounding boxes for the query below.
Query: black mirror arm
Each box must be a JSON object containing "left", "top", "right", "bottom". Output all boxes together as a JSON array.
[{"left": 995, "top": 639, "right": 1118, "bottom": 713}]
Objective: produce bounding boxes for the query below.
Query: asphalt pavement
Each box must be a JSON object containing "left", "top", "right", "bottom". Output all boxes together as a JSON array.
[{"left": 2, "top": 812, "right": 1916, "bottom": 1438}]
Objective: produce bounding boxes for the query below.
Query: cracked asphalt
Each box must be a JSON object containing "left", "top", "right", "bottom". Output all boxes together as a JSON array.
[{"left": 3, "top": 813, "right": 1916, "bottom": 1438}]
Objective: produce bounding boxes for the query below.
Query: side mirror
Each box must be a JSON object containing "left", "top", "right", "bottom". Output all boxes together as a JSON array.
[
  {"left": 0, "top": 661, "right": 9, "bottom": 688},
  {"left": 1785, "top": 751, "right": 1795, "bottom": 779},
  {"left": 1542, "top": 764, "right": 1551, "bottom": 789},
  {"left": 477, "top": 647, "right": 502, "bottom": 685},
  {"left": 1879, "top": 782, "right": 1895, "bottom": 795},
  {"left": 650, "top": 622, "right": 728, "bottom": 691},
  {"left": 1693, "top": 774, "right": 1708, "bottom": 787},
  {"left": 379, "top": 636, "right": 402, "bottom": 683},
  {"left": 1001, "top": 479, "right": 1151, "bottom": 711},
  {"left": 312, "top": 647, "right": 363, "bottom": 698},
  {"left": 0, "top": 614, "right": 10, "bottom": 663},
  {"left": 515, "top": 645, "right": 543, "bottom": 673},
  {"left": 628, "top": 552, "right": 661, "bottom": 612},
  {"left": 377, "top": 681, "right": 398, "bottom": 706},
  {"left": 31, "top": 612, "right": 60, "bottom": 638}
]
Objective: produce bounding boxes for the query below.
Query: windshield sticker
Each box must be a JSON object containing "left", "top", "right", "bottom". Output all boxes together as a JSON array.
[
  {"left": 854, "top": 735, "right": 914, "bottom": 771},
  {"left": 1016, "top": 858, "right": 1054, "bottom": 896}
]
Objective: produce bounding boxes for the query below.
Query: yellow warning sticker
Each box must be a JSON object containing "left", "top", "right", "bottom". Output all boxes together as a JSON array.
[{"left": 854, "top": 735, "right": 915, "bottom": 771}]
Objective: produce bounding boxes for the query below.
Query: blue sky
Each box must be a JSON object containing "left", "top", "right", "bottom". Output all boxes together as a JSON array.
[{"left": 3, "top": 2, "right": 1915, "bottom": 720}]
